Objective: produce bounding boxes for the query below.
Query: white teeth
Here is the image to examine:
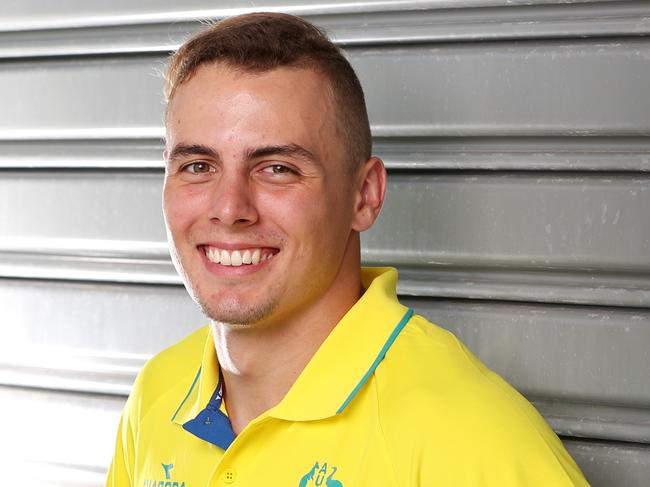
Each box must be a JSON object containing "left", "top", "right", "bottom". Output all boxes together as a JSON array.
[
  {"left": 207, "top": 247, "right": 221, "bottom": 264},
  {"left": 206, "top": 247, "right": 271, "bottom": 266}
]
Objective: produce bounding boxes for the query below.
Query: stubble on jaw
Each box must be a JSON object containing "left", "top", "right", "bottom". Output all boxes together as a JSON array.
[{"left": 194, "top": 288, "right": 280, "bottom": 328}]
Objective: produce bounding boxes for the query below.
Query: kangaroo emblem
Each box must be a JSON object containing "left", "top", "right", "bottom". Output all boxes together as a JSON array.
[
  {"left": 298, "top": 462, "right": 343, "bottom": 487},
  {"left": 326, "top": 467, "right": 343, "bottom": 487},
  {"left": 299, "top": 462, "right": 319, "bottom": 487}
]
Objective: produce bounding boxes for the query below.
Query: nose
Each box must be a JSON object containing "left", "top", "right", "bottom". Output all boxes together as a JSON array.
[{"left": 209, "top": 172, "right": 258, "bottom": 226}]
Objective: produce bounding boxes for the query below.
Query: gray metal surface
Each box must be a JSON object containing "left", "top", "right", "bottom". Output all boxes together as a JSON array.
[
  {"left": 0, "top": 56, "right": 164, "bottom": 137},
  {"left": 2, "top": 2, "right": 650, "bottom": 58},
  {"left": 3, "top": 40, "right": 650, "bottom": 137},
  {"left": 566, "top": 439, "right": 650, "bottom": 487},
  {"left": 1, "top": 1, "right": 649, "bottom": 485},
  {"left": 355, "top": 40, "right": 650, "bottom": 136},
  {"left": 0, "top": 171, "right": 166, "bottom": 242},
  {"left": 0, "top": 0, "right": 622, "bottom": 32},
  {"left": 1, "top": 385, "right": 123, "bottom": 487},
  {"left": 0, "top": 279, "right": 203, "bottom": 356},
  {"left": 0, "top": 278, "right": 203, "bottom": 395},
  {"left": 373, "top": 174, "right": 650, "bottom": 271}
]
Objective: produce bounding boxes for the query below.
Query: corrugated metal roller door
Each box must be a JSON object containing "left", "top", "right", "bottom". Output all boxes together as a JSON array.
[{"left": 1, "top": 1, "right": 648, "bottom": 485}]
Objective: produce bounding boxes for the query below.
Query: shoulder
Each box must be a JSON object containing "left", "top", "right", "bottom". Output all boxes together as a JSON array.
[
  {"left": 376, "top": 313, "right": 519, "bottom": 426},
  {"left": 126, "top": 325, "right": 210, "bottom": 422},
  {"left": 375, "top": 314, "right": 587, "bottom": 485},
  {"left": 378, "top": 312, "right": 537, "bottom": 410}
]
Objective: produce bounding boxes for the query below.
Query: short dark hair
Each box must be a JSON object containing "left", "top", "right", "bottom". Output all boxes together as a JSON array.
[{"left": 164, "top": 12, "right": 371, "bottom": 168}]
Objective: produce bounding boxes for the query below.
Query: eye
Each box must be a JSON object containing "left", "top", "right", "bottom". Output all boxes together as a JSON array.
[
  {"left": 182, "top": 161, "right": 213, "bottom": 174},
  {"left": 263, "top": 164, "right": 296, "bottom": 175}
]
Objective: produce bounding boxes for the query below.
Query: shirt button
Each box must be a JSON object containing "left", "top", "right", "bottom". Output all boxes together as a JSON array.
[{"left": 223, "top": 468, "right": 237, "bottom": 484}]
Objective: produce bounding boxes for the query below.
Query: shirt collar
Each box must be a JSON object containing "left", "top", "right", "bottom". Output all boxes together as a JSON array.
[
  {"left": 269, "top": 267, "right": 411, "bottom": 421},
  {"left": 171, "top": 324, "right": 220, "bottom": 426},
  {"left": 172, "top": 267, "right": 411, "bottom": 425}
]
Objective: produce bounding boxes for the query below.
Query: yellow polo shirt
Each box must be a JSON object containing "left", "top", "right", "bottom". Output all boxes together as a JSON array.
[{"left": 106, "top": 267, "right": 589, "bottom": 487}]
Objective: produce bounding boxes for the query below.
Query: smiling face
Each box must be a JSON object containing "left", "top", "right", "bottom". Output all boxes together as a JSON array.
[{"left": 163, "top": 64, "right": 381, "bottom": 327}]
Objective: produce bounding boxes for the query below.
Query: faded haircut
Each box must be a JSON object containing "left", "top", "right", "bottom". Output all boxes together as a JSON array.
[{"left": 164, "top": 12, "right": 371, "bottom": 168}]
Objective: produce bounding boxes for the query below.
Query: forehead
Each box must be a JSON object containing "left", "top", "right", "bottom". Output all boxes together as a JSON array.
[{"left": 166, "top": 64, "right": 340, "bottom": 156}]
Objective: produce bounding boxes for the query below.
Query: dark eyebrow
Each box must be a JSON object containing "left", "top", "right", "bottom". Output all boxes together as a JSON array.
[
  {"left": 246, "top": 144, "right": 319, "bottom": 165},
  {"left": 166, "top": 144, "right": 219, "bottom": 163}
]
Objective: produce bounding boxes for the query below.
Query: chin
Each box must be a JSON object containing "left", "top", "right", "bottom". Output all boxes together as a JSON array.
[{"left": 196, "top": 294, "right": 279, "bottom": 327}]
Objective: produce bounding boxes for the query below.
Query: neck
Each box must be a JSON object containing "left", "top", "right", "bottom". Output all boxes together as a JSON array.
[{"left": 211, "top": 249, "right": 362, "bottom": 434}]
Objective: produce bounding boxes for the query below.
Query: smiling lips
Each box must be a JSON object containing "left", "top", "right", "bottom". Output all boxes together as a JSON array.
[{"left": 205, "top": 246, "right": 277, "bottom": 266}]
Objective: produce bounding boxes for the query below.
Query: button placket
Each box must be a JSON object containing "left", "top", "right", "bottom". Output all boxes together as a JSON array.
[
  {"left": 210, "top": 415, "right": 273, "bottom": 486},
  {"left": 223, "top": 468, "right": 237, "bottom": 484}
]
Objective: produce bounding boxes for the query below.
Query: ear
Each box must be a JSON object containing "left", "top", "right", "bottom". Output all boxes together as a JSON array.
[{"left": 351, "top": 156, "right": 387, "bottom": 232}]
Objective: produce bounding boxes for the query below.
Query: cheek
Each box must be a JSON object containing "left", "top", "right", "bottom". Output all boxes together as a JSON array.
[
  {"left": 162, "top": 189, "right": 184, "bottom": 231},
  {"left": 258, "top": 190, "right": 321, "bottom": 239},
  {"left": 163, "top": 183, "right": 209, "bottom": 232},
  {"left": 289, "top": 194, "right": 351, "bottom": 248}
]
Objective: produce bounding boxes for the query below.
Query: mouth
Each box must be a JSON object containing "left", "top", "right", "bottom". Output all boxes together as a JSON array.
[{"left": 201, "top": 245, "right": 279, "bottom": 267}]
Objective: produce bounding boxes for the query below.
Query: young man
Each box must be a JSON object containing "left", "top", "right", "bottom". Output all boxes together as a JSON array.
[{"left": 106, "top": 13, "right": 589, "bottom": 487}]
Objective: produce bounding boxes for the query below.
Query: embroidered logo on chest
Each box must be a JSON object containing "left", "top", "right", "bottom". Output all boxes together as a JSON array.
[
  {"left": 298, "top": 461, "right": 343, "bottom": 487},
  {"left": 142, "top": 463, "right": 187, "bottom": 487}
]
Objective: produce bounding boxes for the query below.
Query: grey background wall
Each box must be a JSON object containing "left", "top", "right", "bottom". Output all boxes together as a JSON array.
[{"left": 1, "top": 1, "right": 649, "bottom": 485}]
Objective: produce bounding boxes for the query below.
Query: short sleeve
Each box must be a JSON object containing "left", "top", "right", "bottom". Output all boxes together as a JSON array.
[{"left": 105, "top": 374, "right": 142, "bottom": 487}]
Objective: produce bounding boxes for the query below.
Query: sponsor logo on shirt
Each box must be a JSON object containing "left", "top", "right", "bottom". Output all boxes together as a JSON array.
[
  {"left": 298, "top": 461, "right": 343, "bottom": 487},
  {"left": 142, "top": 463, "right": 186, "bottom": 487}
]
